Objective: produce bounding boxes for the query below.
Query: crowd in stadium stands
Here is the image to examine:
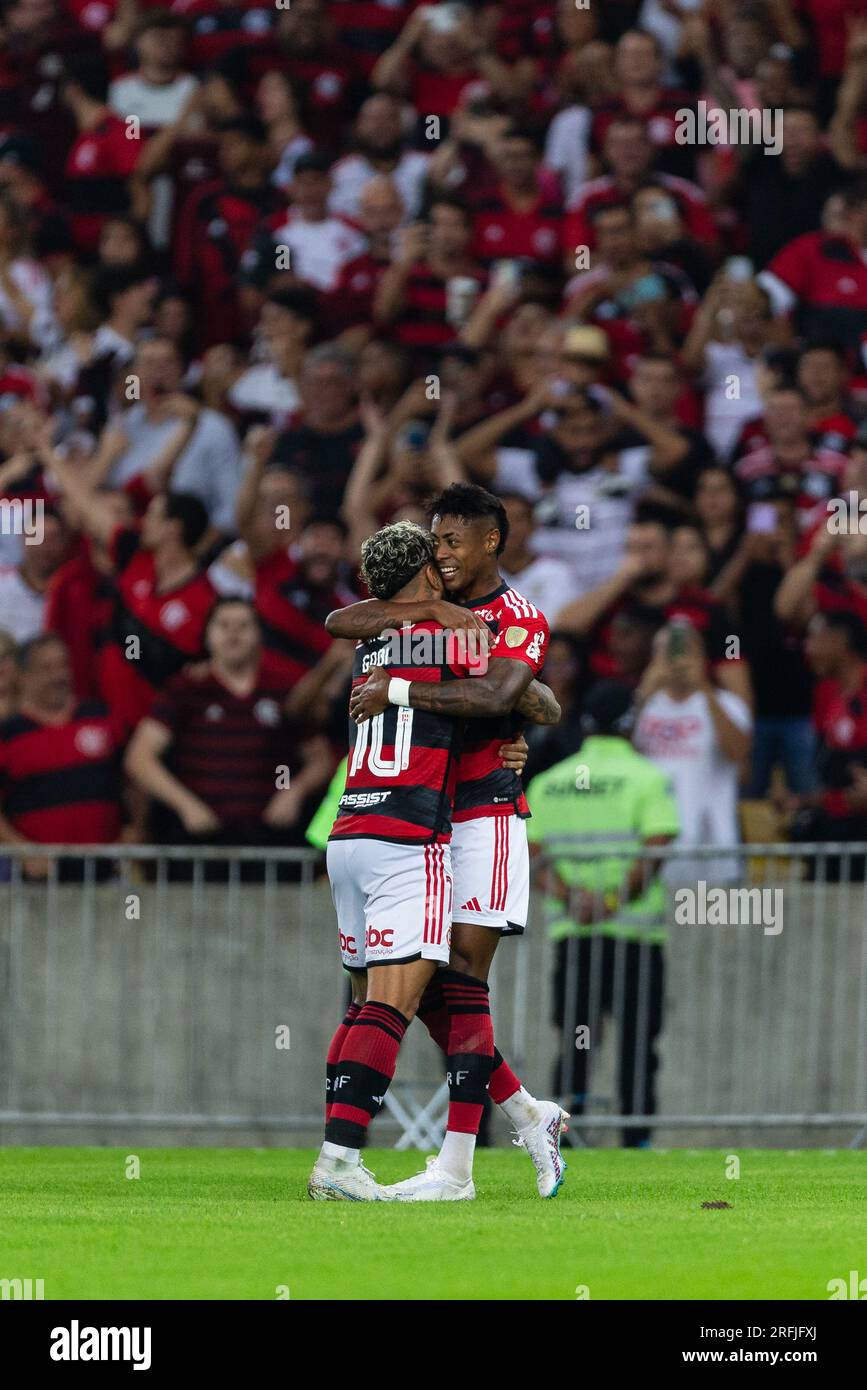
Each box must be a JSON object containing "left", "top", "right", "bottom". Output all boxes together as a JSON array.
[{"left": 3, "top": 0, "right": 867, "bottom": 872}]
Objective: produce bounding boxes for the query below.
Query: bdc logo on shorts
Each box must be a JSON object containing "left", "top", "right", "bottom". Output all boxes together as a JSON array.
[{"left": 366, "top": 925, "right": 394, "bottom": 949}]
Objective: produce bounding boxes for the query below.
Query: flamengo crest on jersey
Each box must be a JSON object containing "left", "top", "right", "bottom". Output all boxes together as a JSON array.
[{"left": 453, "top": 583, "right": 549, "bottom": 823}]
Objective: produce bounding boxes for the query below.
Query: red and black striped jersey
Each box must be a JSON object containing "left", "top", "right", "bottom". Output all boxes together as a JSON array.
[
  {"left": 98, "top": 526, "right": 216, "bottom": 733},
  {"left": 0, "top": 700, "right": 123, "bottom": 844},
  {"left": 149, "top": 656, "right": 293, "bottom": 826},
  {"left": 390, "top": 260, "right": 485, "bottom": 363},
  {"left": 329, "top": 621, "right": 468, "bottom": 844},
  {"left": 453, "top": 583, "right": 549, "bottom": 822},
  {"left": 253, "top": 549, "right": 356, "bottom": 687}
]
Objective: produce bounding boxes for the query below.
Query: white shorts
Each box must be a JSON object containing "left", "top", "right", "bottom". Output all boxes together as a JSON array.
[
  {"left": 450, "top": 814, "right": 530, "bottom": 935},
  {"left": 326, "top": 838, "right": 453, "bottom": 970}
]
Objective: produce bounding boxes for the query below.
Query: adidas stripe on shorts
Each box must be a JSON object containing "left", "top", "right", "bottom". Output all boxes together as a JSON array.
[
  {"left": 450, "top": 814, "right": 530, "bottom": 936},
  {"left": 326, "top": 838, "right": 453, "bottom": 970}
]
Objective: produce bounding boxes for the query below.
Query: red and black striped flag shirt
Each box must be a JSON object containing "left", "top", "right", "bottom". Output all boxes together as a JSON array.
[
  {"left": 99, "top": 526, "right": 216, "bottom": 733},
  {"left": 149, "top": 656, "right": 293, "bottom": 827},
  {"left": 0, "top": 700, "right": 123, "bottom": 844}
]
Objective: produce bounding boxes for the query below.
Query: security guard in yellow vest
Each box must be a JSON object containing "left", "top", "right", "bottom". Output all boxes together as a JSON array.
[{"left": 525, "top": 681, "right": 679, "bottom": 1146}]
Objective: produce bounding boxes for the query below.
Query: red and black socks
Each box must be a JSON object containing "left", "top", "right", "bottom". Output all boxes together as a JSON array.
[
  {"left": 325, "top": 1000, "right": 362, "bottom": 1122},
  {"left": 440, "top": 970, "right": 495, "bottom": 1136},
  {"left": 324, "top": 1000, "right": 408, "bottom": 1151}
]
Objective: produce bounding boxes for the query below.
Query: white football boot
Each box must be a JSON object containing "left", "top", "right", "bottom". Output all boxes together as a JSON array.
[
  {"left": 307, "top": 1155, "right": 388, "bottom": 1201},
  {"left": 382, "top": 1155, "right": 476, "bottom": 1202},
  {"left": 512, "top": 1101, "right": 570, "bottom": 1198}
]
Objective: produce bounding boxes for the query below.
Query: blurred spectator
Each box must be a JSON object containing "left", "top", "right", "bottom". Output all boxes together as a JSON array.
[
  {"left": 0, "top": 507, "right": 70, "bottom": 643},
  {"left": 732, "top": 387, "right": 848, "bottom": 539},
  {"left": 0, "top": 190, "right": 56, "bottom": 352},
  {"left": 591, "top": 28, "right": 697, "bottom": 181},
  {"left": 46, "top": 451, "right": 215, "bottom": 730},
  {"left": 682, "top": 272, "right": 775, "bottom": 462},
  {"left": 737, "top": 106, "right": 850, "bottom": 268},
  {"left": 556, "top": 518, "right": 751, "bottom": 706},
  {"left": 758, "top": 179, "right": 867, "bottom": 355},
  {"left": 269, "top": 344, "right": 361, "bottom": 512},
  {"left": 563, "top": 114, "right": 718, "bottom": 256},
  {"left": 125, "top": 596, "right": 332, "bottom": 855},
  {"left": 242, "top": 150, "right": 366, "bottom": 299},
  {"left": 458, "top": 124, "right": 565, "bottom": 270},
  {"left": 228, "top": 286, "right": 316, "bottom": 423},
  {"left": 60, "top": 53, "right": 143, "bottom": 255},
  {"left": 372, "top": 3, "right": 524, "bottom": 116},
  {"left": 321, "top": 176, "right": 405, "bottom": 344},
  {"left": 257, "top": 70, "right": 313, "bottom": 192},
  {"left": 328, "top": 91, "right": 428, "bottom": 220},
  {"left": 174, "top": 114, "right": 285, "bottom": 346},
  {"left": 563, "top": 201, "right": 698, "bottom": 382},
  {"left": 374, "top": 195, "right": 484, "bottom": 365},
  {"left": 694, "top": 466, "right": 745, "bottom": 586},
  {"left": 45, "top": 489, "right": 134, "bottom": 700},
  {"left": 635, "top": 620, "right": 752, "bottom": 881},
  {"left": 523, "top": 629, "right": 585, "bottom": 781},
  {"left": 796, "top": 342, "right": 857, "bottom": 453},
  {"left": 498, "top": 491, "right": 574, "bottom": 618},
  {"left": 0, "top": 628, "right": 18, "bottom": 720},
  {"left": 97, "top": 337, "right": 242, "bottom": 539},
  {"left": 0, "top": 634, "right": 123, "bottom": 877},
  {"left": 790, "top": 610, "right": 867, "bottom": 876}
]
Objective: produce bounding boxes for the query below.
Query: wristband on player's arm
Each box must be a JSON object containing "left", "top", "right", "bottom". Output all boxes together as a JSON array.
[{"left": 388, "top": 677, "right": 412, "bottom": 707}]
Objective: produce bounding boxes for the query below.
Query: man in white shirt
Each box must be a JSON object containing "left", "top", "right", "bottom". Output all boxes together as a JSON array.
[
  {"left": 328, "top": 92, "right": 428, "bottom": 222},
  {"left": 105, "top": 337, "right": 241, "bottom": 536},
  {"left": 228, "top": 286, "right": 316, "bottom": 424},
  {"left": 244, "top": 153, "right": 366, "bottom": 294},
  {"left": 108, "top": 12, "right": 199, "bottom": 248},
  {"left": 634, "top": 620, "right": 753, "bottom": 882},
  {"left": 108, "top": 12, "right": 198, "bottom": 129},
  {"left": 0, "top": 509, "right": 71, "bottom": 644}
]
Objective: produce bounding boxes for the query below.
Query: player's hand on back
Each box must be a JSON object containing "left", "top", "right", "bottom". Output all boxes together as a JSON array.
[
  {"left": 349, "top": 666, "right": 390, "bottom": 724},
  {"left": 499, "top": 732, "right": 528, "bottom": 774}
]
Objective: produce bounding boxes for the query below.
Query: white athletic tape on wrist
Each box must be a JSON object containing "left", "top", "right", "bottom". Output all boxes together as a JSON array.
[{"left": 388, "top": 677, "right": 412, "bottom": 707}]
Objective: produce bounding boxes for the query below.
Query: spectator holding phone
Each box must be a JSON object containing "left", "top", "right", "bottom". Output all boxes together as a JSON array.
[{"left": 635, "top": 619, "right": 752, "bottom": 881}]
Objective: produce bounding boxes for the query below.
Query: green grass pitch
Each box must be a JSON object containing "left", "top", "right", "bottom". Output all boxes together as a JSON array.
[{"left": 2, "top": 1147, "right": 865, "bottom": 1300}]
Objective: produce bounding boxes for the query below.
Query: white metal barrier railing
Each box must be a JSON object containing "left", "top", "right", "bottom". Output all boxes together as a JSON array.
[{"left": 1, "top": 842, "right": 866, "bottom": 1146}]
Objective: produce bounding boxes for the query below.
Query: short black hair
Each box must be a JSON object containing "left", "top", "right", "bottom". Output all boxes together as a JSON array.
[
  {"left": 428, "top": 482, "right": 510, "bottom": 555},
  {"left": 16, "top": 633, "right": 67, "bottom": 672},
  {"left": 820, "top": 609, "right": 867, "bottom": 656},
  {"left": 218, "top": 114, "right": 269, "bottom": 145},
  {"left": 500, "top": 124, "right": 542, "bottom": 152},
  {"left": 91, "top": 262, "right": 152, "bottom": 317},
  {"left": 293, "top": 151, "right": 332, "bottom": 176},
  {"left": 62, "top": 54, "right": 110, "bottom": 103},
  {"left": 427, "top": 194, "right": 472, "bottom": 226},
  {"left": 135, "top": 7, "right": 187, "bottom": 36},
  {"left": 797, "top": 340, "right": 847, "bottom": 364},
  {"left": 303, "top": 513, "right": 349, "bottom": 540},
  {"left": 205, "top": 596, "right": 260, "bottom": 634},
  {"left": 613, "top": 602, "right": 666, "bottom": 635},
  {"left": 581, "top": 680, "right": 635, "bottom": 738},
  {"left": 164, "top": 491, "right": 209, "bottom": 550},
  {"left": 266, "top": 285, "right": 319, "bottom": 327},
  {"left": 842, "top": 178, "right": 867, "bottom": 211}
]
